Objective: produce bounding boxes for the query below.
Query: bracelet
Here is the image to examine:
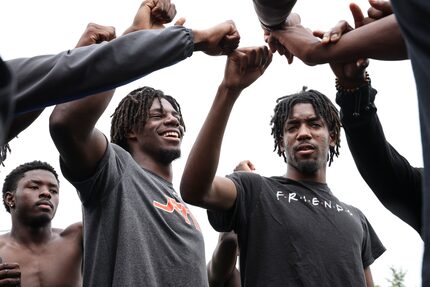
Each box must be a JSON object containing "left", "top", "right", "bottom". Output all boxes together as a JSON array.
[{"left": 335, "top": 72, "right": 371, "bottom": 93}]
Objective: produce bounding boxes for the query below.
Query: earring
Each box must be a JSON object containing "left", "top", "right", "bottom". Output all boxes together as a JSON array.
[{"left": 9, "top": 203, "right": 14, "bottom": 208}]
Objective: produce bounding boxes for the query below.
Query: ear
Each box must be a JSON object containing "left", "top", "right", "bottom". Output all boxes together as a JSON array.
[
  {"left": 278, "top": 137, "right": 285, "bottom": 152},
  {"left": 126, "top": 129, "right": 138, "bottom": 141},
  {"left": 4, "top": 191, "right": 15, "bottom": 208},
  {"left": 329, "top": 132, "right": 336, "bottom": 148}
]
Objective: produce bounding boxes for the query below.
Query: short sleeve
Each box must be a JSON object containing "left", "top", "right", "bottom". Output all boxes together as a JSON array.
[
  {"left": 207, "top": 172, "right": 263, "bottom": 233},
  {"left": 359, "top": 211, "right": 386, "bottom": 268},
  {"left": 60, "top": 143, "right": 127, "bottom": 206}
]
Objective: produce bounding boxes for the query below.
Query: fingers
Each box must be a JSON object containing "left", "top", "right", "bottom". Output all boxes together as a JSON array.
[
  {"left": 349, "top": 3, "right": 365, "bottom": 28},
  {"left": 234, "top": 160, "right": 256, "bottom": 172},
  {"left": 0, "top": 263, "right": 21, "bottom": 286},
  {"left": 244, "top": 46, "right": 272, "bottom": 70},
  {"left": 220, "top": 21, "right": 241, "bottom": 55},
  {"left": 265, "top": 33, "right": 293, "bottom": 64},
  {"left": 266, "top": 34, "right": 280, "bottom": 53},
  {"left": 220, "top": 35, "right": 240, "bottom": 56},
  {"left": 313, "top": 30, "right": 324, "bottom": 39},
  {"left": 346, "top": 58, "right": 369, "bottom": 80},
  {"left": 317, "top": 20, "right": 352, "bottom": 45},
  {"left": 152, "top": 1, "right": 177, "bottom": 24},
  {"left": 368, "top": 0, "right": 393, "bottom": 16},
  {"left": 355, "top": 58, "right": 370, "bottom": 73},
  {"left": 285, "top": 13, "right": 301, "bottom": 27},
  {"left": 76, "top": 23, "right": 116, "bottom": 48},
  {"left": 174, "top": 17, "right": 186, "bottom": 26}
]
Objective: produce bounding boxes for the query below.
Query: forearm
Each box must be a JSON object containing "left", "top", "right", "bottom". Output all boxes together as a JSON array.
[
  {"left": 322, "top": 15, "right": 406, "bottom": 63},
  {"left": 208, "top": 234, "right": 239, "bottom": 286},
  {"left": 338, "top": 85, "right": 422, "bottom": 231},
  {"left": 339, "top": 85, "right": 416, "bottom": 188},
  {"left": 286, "top": 15, "right": 406, "bottom": 65},
  {"left": 8, "top": 25, "right": 194, "bottom": 114},
  {"left": 180, "top": 84, "right": 239, "bottom": 209}
]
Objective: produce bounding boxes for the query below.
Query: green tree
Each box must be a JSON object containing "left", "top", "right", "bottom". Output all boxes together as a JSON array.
[{"left": 376, "top": 266, "right": 406, "bottom": 287}]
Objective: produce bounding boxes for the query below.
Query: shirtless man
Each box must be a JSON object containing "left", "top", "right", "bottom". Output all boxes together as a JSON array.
[{"left": 0, "top": 161, "right": 82, "bottom": 287}]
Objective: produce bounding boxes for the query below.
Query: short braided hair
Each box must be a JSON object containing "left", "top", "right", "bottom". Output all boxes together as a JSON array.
[
  {"left": 270, "top": 87, "right": 341, "bottom": 166},
  {"left": 110, "top": 86, "right": 185, "bottom": 151}
]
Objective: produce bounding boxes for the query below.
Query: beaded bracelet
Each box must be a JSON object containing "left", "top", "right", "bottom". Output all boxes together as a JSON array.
[{"left": 335, "top": 71, "right": 371, "bottom": 93}]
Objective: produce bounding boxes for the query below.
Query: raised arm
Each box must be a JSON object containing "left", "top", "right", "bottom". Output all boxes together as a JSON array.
[
  {"left": 329, "top": 37, "right": 422, "bottom": 233},
  {"left": 49, "top": 2, "right": 241, "bottom": 180},
  {"left": 6, "top": 23, "right": 116, "bottom": 144},
  {"left": 49, "top": 22, "right": 118, "bottom": 180},
  {"left": 266, "top": 1, "right": 406, "bottom": 65},
  {"left": 180, "top": 46, "right": 272, "bottom": 211}
]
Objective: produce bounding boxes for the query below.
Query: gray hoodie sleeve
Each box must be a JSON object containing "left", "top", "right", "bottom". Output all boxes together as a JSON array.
[{"left": 7, "top": 25, "right": 194, "bottom": 114}]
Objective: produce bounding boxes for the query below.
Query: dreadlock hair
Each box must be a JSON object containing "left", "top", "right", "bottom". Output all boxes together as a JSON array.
[
  {"left": 110, "top": 86, "right": 185, "bottom": 151},
  {"left": 2, "top": 160, "right": 59, "bottom": 213},
  {"left": 270, "top": 87, "right": 341, "bottom": 166},
  {"left": 0, "top": 143, "right": 10, "bottom": 167}
]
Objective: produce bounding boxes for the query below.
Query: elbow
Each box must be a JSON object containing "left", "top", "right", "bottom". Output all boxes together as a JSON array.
[
  {"left": 49, "top": 108, "right": 73, "bottom": 142},
  {"left": 180, "top": 179, "right": 206, "bottom": 207},
  {"left": 179, "top": 181, "right": 198, "bottom": 205}
]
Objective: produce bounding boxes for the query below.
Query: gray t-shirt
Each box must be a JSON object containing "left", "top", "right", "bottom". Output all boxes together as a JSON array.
[{"left": 62, "top": 143, "right": 208, "bottom": 287}]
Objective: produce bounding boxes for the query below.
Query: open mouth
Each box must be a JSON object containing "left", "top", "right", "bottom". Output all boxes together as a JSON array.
[
  {"left": 296, "top": 144, "right": 315, "bottom": 152},
  {"left": 161, "top": 131, "right": 180, "bottom": 139}
]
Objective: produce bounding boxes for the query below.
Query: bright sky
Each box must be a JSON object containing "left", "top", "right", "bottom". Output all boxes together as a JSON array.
[{"left": 0, "top": 0, "right": 423, "bottom": 286}]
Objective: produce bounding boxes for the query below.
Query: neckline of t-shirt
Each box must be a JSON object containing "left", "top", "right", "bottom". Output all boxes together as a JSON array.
[
  {"left": 297, "top": 180, "right": 331, "bottom": 194},
  {"left": 140, "top": 166, "right": 174, "bottom": 188}
]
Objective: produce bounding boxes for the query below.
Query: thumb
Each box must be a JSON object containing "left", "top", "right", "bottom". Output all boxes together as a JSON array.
[
  {"left": 174, "top": 17, "right": 186, "bottom": 26},
  {"left": 349, "top": 3, "right": 365, "bottom": 28},
  {"left": 369, "top": 0, "right": 393, "bottom": 14}
]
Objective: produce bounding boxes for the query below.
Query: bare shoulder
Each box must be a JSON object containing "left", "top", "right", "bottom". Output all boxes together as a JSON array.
[
  {"left": 54, "top": 222, "right": 83, "bottom": 239},
  {"left": 0, "top": 233, "right": 12, "bottom": 246}
]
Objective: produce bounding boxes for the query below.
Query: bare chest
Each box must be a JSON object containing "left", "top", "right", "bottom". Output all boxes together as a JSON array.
[{"left": 0, "top": 239, "right": 82, "bottom": 287}]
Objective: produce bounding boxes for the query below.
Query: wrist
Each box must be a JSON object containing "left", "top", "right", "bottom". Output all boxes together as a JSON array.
[
  {"left": 335, "top": 73, "right": 376, "bottom": 119},
  {"left": 336, "top": 71, "right": 370, "bottom": 92},
  {"left": 218, "top": 81, "right": 243, "bottom": 99},
  {"left": 191, "top": 29, "right": 207, "bottom": 51}
]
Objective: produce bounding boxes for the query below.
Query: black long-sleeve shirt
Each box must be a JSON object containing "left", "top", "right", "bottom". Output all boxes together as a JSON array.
[{"left": 336, "top": 85, "right": 422, "bottom": 235}]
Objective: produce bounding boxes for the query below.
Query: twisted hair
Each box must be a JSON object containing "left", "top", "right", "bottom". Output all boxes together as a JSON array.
[
  {"left": 2, "top": 160, "right": 59, "bottom": 213},
  {"left": 270, "top": 87, "right": 341, "bottom": 166},
  {"left": 0, "top": 143, "right": 10, "bottom": 167},
  {"left": 110, "top": 86, "right": 185, "bottom": 151}
]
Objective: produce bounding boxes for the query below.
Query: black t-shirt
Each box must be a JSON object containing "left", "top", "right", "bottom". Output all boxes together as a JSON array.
[{"left": 208, "top": 172, "right": 385, "bottom": 287}]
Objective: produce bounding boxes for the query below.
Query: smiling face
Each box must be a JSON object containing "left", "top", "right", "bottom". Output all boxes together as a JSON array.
[
  {"left": 281, "top": 103, "right": 334, "bottom": 175},
  {"left": 7, "top": 169, "right": 59, "bottom": 226},
  {"left": 129, "top": 97, "right": 185, "bottom": 165}
]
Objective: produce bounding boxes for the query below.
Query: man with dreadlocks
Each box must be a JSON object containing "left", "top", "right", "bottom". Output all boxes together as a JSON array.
[
  {"left": 49, "top": 10, "right": 240, "bottom": 285},
  {"left": 180, "top": 46, "right": 385, "bottom": 286}
]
